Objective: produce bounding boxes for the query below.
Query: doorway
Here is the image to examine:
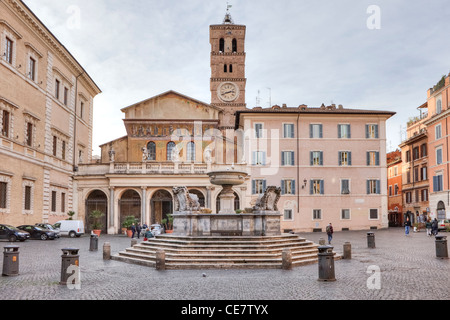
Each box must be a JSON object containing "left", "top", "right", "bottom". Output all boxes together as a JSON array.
[{"left": 151, "top": 190, "right": 173, "bottom": 224}]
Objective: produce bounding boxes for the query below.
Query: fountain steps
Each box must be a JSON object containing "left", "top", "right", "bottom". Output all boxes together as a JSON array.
[{"left": 111, "top": 234, "right": 340, "bottom": 269}]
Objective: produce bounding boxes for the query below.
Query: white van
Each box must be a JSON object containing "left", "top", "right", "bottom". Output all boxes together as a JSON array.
[{"left": 53, "top": 220, "right": 85, "bottom": 238}]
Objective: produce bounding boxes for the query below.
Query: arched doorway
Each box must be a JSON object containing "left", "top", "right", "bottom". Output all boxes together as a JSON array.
[
  {"left": 85, "top": 190, "right": 108, "bottom": 234},
  {"left": 216, "top": 191, "right": 240, "bottom": 212},
  {"left": 151, "top": 190, "right": 173, "bottom": 224},
  {"left": 437, "top": 201, "right": 446, "bottom": 220},
  {"left": 188, "top": 189, "right": 205, "bottom": 208},
  {"left": 119, "top": 190, "right": 141, "bottom": 230}
]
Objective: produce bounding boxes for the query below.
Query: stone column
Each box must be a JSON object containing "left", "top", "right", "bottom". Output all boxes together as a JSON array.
[
  {"left": 109, "top": 187, "right": 115, "bottom": 231},
  {"left": 141, "top": 187, "right": 147, "bottom": 224},
  {"left": 206, "top": 186, "right": 213, "bottom": 209}
]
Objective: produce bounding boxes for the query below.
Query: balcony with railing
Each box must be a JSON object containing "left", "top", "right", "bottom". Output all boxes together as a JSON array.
[{"left": 76, "top": 162, "right": 248, "bottom": 176}]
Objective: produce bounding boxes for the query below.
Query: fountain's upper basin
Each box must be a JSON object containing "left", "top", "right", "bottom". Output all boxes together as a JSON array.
[{"left": 207, "top": 170, "right": 248, "bottom": 186}]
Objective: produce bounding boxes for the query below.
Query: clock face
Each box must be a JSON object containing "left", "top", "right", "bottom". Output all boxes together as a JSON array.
[{"left": 218, "top": 82, "right": 239, "bottom": 102}]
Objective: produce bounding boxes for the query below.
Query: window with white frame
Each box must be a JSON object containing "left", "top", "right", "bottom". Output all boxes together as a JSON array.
[
  {"left": 341, "top": 179, "right": 350, "bottom": 195},
  {"left": 283, "top": 123, "right": 294, "bottom": 138},
  {"left": 369, "top": 208, "right": 379, "bottom": 220},
  {"left": 339, "top": 151, "right": 352, "bottom": 166},
  {"left": 433, "top": 174, "right": 444, "bottom": 192},
  {"left": 436, "top": 124, "right": 442, "bottom": 140},
  {"left": 252, "top": 151, "right": 266, "bottom": 165},
  {"left": 367, "top": 151, "right": 380, "bottom": 166},
  {"left": 341, "top": 209, "right": 350, "bottom": 220},
  {"left": 5, "top": 37, "right": 13, "bottom": 64},
  {"left": 436, "top": 146, "right": 443, "bottom": 165},
  {"left": 367, "top": 179, "right": 381, "bottom": 194},
  {"left": 310, "top": 151, "right": 323, "bottom": 166},
  {"left": 310, "top": 124, "right": 323, "bottom": 138},
  {"left": 254, "top": 123, "right": 263, "bottom": 138},
  {"left": 252, "top": 179, "right": 266, "bottom": 194},
  {"left": 366, "top": 124, "right": 379, "bottom": 139},
  {"left": 0, "top": 175, "right": 11, "bottom": 213},
  {"left": 281, "top": 179, "right": 296, "bottom": 195},
  {"left": 436, "top": 98, "right": 442, "bottom": 114},
  {"left": 310, "top": 179, "right": 324, "bottom": 195},
  {"left": 313, "top": 209, "right": 322, "bottom": 220},
  {"left": 338, "top": 124, "right": 351, "bottom": 139},
  {"left": 22, "top": 180, "right": 34, "bottom": 214},
  {"left": 284, "top": 209, "right": 293, "bottom": 220},
  {"left": 281, "top": 151, "right": 295, "bottom": 166}
]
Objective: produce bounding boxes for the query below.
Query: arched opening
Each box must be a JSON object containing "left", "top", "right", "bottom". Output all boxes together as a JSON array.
[
  {"left": 224, "top": 64, "right": 227, "bottom": 73},
  {"left": 147, "top": 141, "right": 156, "bottom": 161},
  {"left": 85, "top": 190, "right": 108, "bottom": 234},
  {"left": 189, "top": 189, "right": 205, "bottom": 208},
  {"left": 219, "top": 38, "right": 225, "bottom": 52},
  {"left": 232, "top": 38, "right": 237, "bottom": 52},
  {"left": 151, "top": 190, "right": 173, "bottom": 224},
  {"left": 119, "top": 190, "right": 141, "bottom": 230},
  {"left": 229, "top": 64, "right": 233, "bottom": 73},
  {"left": 437, "top": 201, "right": 446, "bottom": 219},
  {"left": 216, "top": 191, "right": 240, "bottom": 212}
]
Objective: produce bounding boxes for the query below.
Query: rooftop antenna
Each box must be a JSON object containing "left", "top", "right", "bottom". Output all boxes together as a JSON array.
[
  {"left": 267, "top": 87, "right": 272, "bottom": 107},
  {"left": 256, "top": 90, "right": 261, "bottom": 107}
]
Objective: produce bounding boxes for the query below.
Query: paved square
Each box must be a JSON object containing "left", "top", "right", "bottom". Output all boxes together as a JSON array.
[{"left": 0, "top": 228, "right": 448, "bottom": 300}]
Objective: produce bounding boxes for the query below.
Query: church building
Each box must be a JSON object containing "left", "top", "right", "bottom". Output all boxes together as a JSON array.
[{"left": 75, "top": 10, "right": 395, "bottom": 234}]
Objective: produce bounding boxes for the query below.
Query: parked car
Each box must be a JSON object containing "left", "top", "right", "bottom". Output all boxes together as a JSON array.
[
  {"left": 438, "top": 219, "right": 450, "bottom": 231},
  {"left": 53, "top": 220, "right": 84, "bottom": 238},
  {"left": 150, "top": 224, "right": 163, "bottom": 236},
  {"left": 35, "top": 223, "right": 60, "bottom": 238},
  {"left": 17, "top": 225, "right": 56, "bottom": 240},
  {"left": 0, "top": 224, "right": 30, "bottom": 242}
]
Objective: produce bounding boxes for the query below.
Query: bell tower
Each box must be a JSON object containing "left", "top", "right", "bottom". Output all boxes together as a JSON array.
[{"left": 210, "top": 8, "right": 247, "bottom": 129}]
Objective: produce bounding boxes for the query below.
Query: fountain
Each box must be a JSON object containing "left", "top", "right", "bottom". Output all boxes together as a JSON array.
[{"left": 172, "top": 169, "right": 282, "bottom": 237}]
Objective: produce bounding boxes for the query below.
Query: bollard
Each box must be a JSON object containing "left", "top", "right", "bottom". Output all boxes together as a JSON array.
[
  {"left": 60, "top": 248, "right": 79, "bottom": 285},
  {"left": 103, "top": 242, "right": 111, "bottom": 260},
  {"left": 343, "top": 242, "right": 352, "bottom": 259},
  {"left": 367, "top": 232, "right": 376, "bottom": 248},
  {"left": 89, "top": 234, "right": 98, "bottom": 251},
  {"left": 131, "top": 238, "right": 138, "bottom": 247},
  {"left": 317, "top": 245, "right": 336, "bottom": 282},
  {"left": 319, "top": 237, "right": 326, "bottom": 245},
  {"left": 2, "top": 246, "right": 20, "bottom": 277},
  {"left": 282, "top": 249, "right": 292, "bottom": 270},
  {"left": 435, "top": 235, "right": 448, "bottom": 259},
  {"left": 156, "top": 249, "right": 166, "bottom": 271}
]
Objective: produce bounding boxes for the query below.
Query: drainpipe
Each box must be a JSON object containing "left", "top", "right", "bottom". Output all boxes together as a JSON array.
[
  {"left": 73, "top": 72, "right": 84, "bottom": 172},
  {"left": 297, "top": 113, "right": 300, "bottom": 214}
]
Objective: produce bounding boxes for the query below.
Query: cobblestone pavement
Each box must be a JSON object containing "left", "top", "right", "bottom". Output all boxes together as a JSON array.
[{"left": 0, "top": 228, "right": 448, "bottom": 301}]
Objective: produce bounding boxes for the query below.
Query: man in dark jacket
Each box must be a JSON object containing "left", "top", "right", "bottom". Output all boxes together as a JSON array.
[
  {"left": 405, "top": 217, "right": 411, "bottom": 236},
  {"left": 431, "top": 218, "right": 439, "bottom": 236},
  {"left": 326, "top": 223, "right": 334, "bottom": 244},
  {"left": 131, "top": 223, "right": 136, "bottom": 238}
]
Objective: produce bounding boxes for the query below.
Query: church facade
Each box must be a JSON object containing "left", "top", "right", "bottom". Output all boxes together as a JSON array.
[{"left": 74, "top": 11, "right": 395, "bottom": 234}]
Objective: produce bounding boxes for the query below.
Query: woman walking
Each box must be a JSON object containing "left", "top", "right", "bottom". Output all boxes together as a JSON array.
[{"left": 404, "top": 217, "right": 411, "bottom": 236}]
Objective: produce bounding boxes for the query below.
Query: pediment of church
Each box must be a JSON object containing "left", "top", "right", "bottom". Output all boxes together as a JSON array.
[{"left": 121, "top": 90, "right": 222, "bottom": 121}]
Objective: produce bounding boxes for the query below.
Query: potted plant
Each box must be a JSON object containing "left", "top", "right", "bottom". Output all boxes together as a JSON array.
[
  {"left": 67, "top": 211, "right": 76, "bottom": 220},
  {"left": 89, "top": 210, "right": 105, "bottom": 236},
  {"left": 162, "top": 214, "right": 174, "bottom": 234},
  {"left": 122, "top": 215, "right": 136, "bottom": 237},
  {"left": 235, "top": 209, "right": 243, "bottom": 214}
]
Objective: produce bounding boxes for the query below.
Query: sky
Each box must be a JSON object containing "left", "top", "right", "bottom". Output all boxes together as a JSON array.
[{"left": 23, "top": 0, "right": 450, "bottom": 156}]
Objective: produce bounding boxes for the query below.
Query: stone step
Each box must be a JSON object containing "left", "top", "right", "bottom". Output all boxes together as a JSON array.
[{"left": 112, "top": 234, "right": 336, "bottom": 269}]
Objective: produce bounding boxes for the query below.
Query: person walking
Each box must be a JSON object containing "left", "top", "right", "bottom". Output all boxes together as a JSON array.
[
  {"left": 131, "top": 223, "right": 136, "bottom": 238},
  {"left": 426, "top": 218, "right": 432, "bottom": 237},
  {"left": 431, "top": 218, "right": 439, "bottom": 237},
  {"left": 404, "top": 217, "right": 411, "bottom": 236},
  {"left": 326, "top": 223, "right": 334, "bottom": 244},
  {"left": 136, "top": 223, "right": 142, "bottom": 239}
]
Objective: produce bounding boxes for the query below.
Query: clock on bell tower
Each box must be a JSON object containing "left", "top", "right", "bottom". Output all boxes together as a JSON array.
[{"left": 210, "top": 9, "right": 247, "bottom": 129}]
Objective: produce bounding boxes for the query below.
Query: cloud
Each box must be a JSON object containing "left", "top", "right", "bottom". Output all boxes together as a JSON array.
[{"left": 22, "top": 0, "right": 450, "bottom": 155}]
